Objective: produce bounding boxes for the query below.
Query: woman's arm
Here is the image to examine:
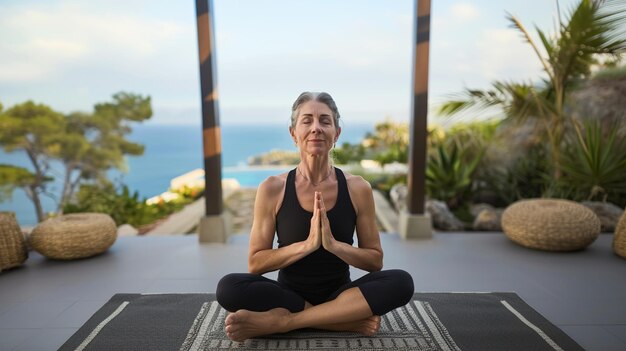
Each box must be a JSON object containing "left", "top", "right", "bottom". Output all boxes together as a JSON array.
[
  {"left": 322, "top": 176, "right": 383, "bottom": 272},
  {"left": 248, "top": 177, "right": 321, "bottom": 275}
]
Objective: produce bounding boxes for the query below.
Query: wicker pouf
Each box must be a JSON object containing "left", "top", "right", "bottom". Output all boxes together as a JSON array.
[
  {"left": 0, "top": 212, "right": 28, "bottom": 272},
  {"left": 29, "top": 213, "right": 117, "bottom": 260},
  {"left": 502, "top": 199, "right": 601, "bottom": 251},
  {"left": 614, "top": 210, "right": 626, "bottom": 259}
]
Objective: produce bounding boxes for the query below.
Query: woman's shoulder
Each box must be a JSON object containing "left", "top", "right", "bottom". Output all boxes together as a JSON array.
[
  {"left": 340, "top": 169, "right": 373, "bottom": 215},
  {"left": 257, "top": 170, "right": 290, "bottom": 197},
  {"left": 257, "top": 170, "right": 291, "bottom": 215},
  {"left": 340, "top": 169, "right": 373, "bottom": 193}
]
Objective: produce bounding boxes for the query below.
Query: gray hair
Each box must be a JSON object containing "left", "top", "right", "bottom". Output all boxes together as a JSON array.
[{"left": 290, "top": 92, "right": 341, "bottom": 131}]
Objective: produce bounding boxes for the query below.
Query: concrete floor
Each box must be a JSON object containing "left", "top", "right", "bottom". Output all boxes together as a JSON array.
[{"left": 0, "top": 232, "right": 625, "bottom": 350}]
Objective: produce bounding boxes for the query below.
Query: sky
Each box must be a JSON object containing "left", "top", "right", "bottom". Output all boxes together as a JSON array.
[{"left": 0, "top": 0, "right": 581, "bottom": 127}]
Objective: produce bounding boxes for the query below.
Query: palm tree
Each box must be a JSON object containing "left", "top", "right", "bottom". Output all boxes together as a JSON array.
[{"left": 438, "top": 0, "right": 626, "bottom": 178}]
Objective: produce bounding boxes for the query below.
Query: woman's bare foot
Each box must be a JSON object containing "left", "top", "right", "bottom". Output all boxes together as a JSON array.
[
  {"left": 224, "top": 308, "right": 291, "bottom": 342},
  {"left": 316, "top": 315, "right": 381, "bottom": 336}
]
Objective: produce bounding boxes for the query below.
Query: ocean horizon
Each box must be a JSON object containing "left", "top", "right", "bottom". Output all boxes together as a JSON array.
[{"left": 0, "top": 122, "right": 375, "bottom": 226}]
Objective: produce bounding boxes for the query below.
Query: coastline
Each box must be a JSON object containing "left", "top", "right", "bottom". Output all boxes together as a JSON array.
[
  {"left": 142, "top": 161, "right": 395, "bottom": 236},
  {"left": 1, "top": 122, "right": 375, "bottom": 226}
]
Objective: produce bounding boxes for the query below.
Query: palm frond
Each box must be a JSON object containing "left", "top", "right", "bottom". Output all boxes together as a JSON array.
[
  {"left": 537, "top": 27, "right": 555, "bottom": 59},
  {"left": 554, "top": 0, "right": 626, "bottom": 82},
  {"left": 507, "top": 13, "right": 555, "bottom": 83},
  {"left": 437, "top": 89, "right": 505, "bottom": 116}
]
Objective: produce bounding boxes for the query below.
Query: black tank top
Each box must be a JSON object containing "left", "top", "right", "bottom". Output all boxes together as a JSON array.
[{"left": 275, "top": 167, "right": 357, "bottom": 304}]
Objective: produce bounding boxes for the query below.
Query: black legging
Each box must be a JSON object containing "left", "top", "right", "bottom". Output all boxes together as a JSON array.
[{"left": 216, "top": 269, "right": 414, "bottom": 316}]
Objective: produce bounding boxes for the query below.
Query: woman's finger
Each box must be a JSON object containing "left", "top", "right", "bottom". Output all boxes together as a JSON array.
[
  {"left": 315, "top": 192, "right": 322, "bottom": 215},
  {"left": 319, "top": 193, "right": 327, "bottom": 215},
  {"left": 312, "top": 192, "right": 319, "bottom": 217}
]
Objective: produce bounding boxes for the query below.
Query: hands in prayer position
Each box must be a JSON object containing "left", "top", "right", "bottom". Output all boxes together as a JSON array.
[{"left": 306, "top": 191, "right": 336, "bottom": 254}]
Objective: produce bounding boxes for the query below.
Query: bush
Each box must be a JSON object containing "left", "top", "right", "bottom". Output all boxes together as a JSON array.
[
  {"left": 426, "top": 141, "right": 483, "bottom": 210},
  {"left": 480, "top": 144, "right": 551, "bottom": 205},
  {"left": 63, "top": 182, "right": 188, "bottom": 227},
  {"left": 331, "top": 142, "right": 365, "bottom": 165},
  {"left": 558, "top": 120, "right": 626, "bottom": 204},
  {"left": 172, "top": 185, "right": 204, "bottom": 201}
]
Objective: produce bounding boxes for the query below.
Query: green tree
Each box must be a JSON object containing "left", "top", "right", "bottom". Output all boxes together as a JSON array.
[
  {"left": 57, "top": 92, "right": 152, "bottom": 212},
  {"left": 363, "top": 119, "right": 409, "bottom": 166},
  {"left": 0, "top": 102, "right": 66, "bottom": 221},
  {"left": 0, "top": 92, "right": 152, "bottom": 222},
  {"left": 439, "top": 0, "right": 626, "bottom": 178},
  {"left": 0, "top": 164, "right": 39, "bottom": 202}
]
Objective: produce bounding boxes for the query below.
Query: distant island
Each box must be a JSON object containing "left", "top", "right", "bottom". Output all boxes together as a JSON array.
[{"left": 247, "top": 149, "right": 299, "bottom": 166}]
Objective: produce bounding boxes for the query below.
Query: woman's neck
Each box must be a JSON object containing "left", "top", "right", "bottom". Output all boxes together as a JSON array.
[{"left": 297, "top": 158, "right": 333, "bottom": 187}]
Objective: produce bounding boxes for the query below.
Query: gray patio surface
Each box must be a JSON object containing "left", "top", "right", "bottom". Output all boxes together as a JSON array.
[{"left": 0, "top": 232, "right": 624, "bottom": 351}]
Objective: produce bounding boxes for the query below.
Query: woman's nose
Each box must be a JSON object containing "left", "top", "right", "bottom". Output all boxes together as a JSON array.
[{"left": 311, "top": 120, "right": 322, "bottom": 132}]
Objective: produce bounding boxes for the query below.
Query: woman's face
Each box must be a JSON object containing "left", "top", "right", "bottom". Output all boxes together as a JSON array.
[{"left": 290, "top": 100, "right": 341, "bottom": 157}]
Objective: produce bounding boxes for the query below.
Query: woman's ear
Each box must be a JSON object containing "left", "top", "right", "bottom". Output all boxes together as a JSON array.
[
  {"left": 335, "top": 127, "right": 342, "bottom": 143},
  {"left": 289, "top": 126, "right": 297, "bottom": 144}
]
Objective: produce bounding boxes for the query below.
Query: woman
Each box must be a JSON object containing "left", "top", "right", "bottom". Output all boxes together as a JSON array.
[{"left": 216, "top": 92, "right": 414, "bottom": 342}]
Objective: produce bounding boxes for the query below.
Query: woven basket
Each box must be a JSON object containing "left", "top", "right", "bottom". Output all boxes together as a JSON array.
[
  {"left": 614, "top": 210, "right": 626, "bottom": 259},
  {"left": 29, "top": 213, "right": 117, "bottom": 260},
  {"left": 0, "top": 212, "right": 28, "bottom": 272},
  {"left": 502, "top": 199, "right": 601, "bottom": 251}
]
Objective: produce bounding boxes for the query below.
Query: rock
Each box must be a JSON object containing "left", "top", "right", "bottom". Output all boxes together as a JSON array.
[
  {"left": 224, "top": 188, "right": 257, "bottom": 234},
  {"left": 473, "top": 208, "right": 504, "bottom": 231},
  {"left": 425, "top": 200, "right": 465, "bottom": 231},
  {"left": 581, "top": 201, "right": 624, "bottom": 232},
  {"left": 118, "top": 224, "right": 139, "bottom": 236},
  {"left": 470, "top": 203, "right": 495, "bottom": 218},
  {"left": 389, "top": 184, "right": 408, "bottom": 213},
  {"left": 391, "top": 186, "right": 465, "bottom": 231},
  {"left": 471, "top": 190, "right": 503, "bottom": 207}
]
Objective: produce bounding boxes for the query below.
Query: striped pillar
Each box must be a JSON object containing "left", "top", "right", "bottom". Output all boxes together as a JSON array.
[
  {"left": 401, "top": 0, "right": 433, "bottom": 239},
  {"left": 196, "top": 0, "right": 227, "bottom": 242}
]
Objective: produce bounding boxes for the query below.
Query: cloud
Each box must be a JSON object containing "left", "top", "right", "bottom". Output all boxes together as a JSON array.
[
  {"left": 210, "top": 5, "right": 414, "bottom": 124},
  {"left": 450, "top": 3, "right": 480, "bottom": 22},
  {"left": 477, "top": 28, "right": 543, "bottom": 82},
  {"left": 429, "top": 0, "right": 546, "bottom": 102},
  {"left": 0, "top": 1, "right": 188, "bottom": 84},
  {"left": 0, "top": 0, "right": 565, "bottom": 126}
]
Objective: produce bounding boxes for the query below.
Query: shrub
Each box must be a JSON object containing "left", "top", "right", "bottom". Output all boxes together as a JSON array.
[
  {"left": 481, "top": 144, "right": 551, "bottom": 205},
  {"left": 426, "top": 141, "right": 483, "bottom": 210},
  {"left": 558, "top": 120, "right": 626, "bottom": 203},
  {"left": 63, "top": 182, "right": 187, "bottom": 227},
  {"left": 331, "top": 142, "right": 366, "bottom": 165}
]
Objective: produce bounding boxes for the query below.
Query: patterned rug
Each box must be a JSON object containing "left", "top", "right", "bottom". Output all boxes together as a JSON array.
[{"left": 59, "top": 293, "right": 583, "bottom": 351}]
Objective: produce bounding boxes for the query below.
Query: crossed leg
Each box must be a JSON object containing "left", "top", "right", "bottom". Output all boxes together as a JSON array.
[
  {"left": 217, "top": 270, "right": 414, "bottom": 341},
  {"left": 225, "top": 287, "right": 376, "bottom": 342}
]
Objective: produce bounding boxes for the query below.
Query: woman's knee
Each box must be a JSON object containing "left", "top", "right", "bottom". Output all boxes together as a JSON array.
[
  {"left": 358, "top": 269, "right": 414, "bottom": 315},
  {"left": 387, "top": 269, "right": 415, "bottom": 306},
  {"left": 216, "top": 273, "right": 250, "bottom": 311}
]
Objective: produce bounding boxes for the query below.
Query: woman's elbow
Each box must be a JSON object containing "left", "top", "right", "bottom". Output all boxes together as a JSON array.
[
  {"left": 248, "top": 265, "right": 259, "bottom": 275},
  {"left": 248, "top": 259, "right": 270, "bottom": 275},
  {"left": 369, "top": 252, "right": 384, "bottom": 272},
  {"left": 248, "top": 258, "right": 261, "bottom": 275}
]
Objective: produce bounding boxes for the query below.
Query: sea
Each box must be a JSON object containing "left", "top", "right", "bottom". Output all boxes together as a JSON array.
[{"left": 0, "top": 122, "right": 374, "bottom": 226}]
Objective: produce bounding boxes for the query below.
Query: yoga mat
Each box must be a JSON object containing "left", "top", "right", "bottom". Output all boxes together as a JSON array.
[{"left": 59, "top": 292, "right": 583, "bottom": 351}]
